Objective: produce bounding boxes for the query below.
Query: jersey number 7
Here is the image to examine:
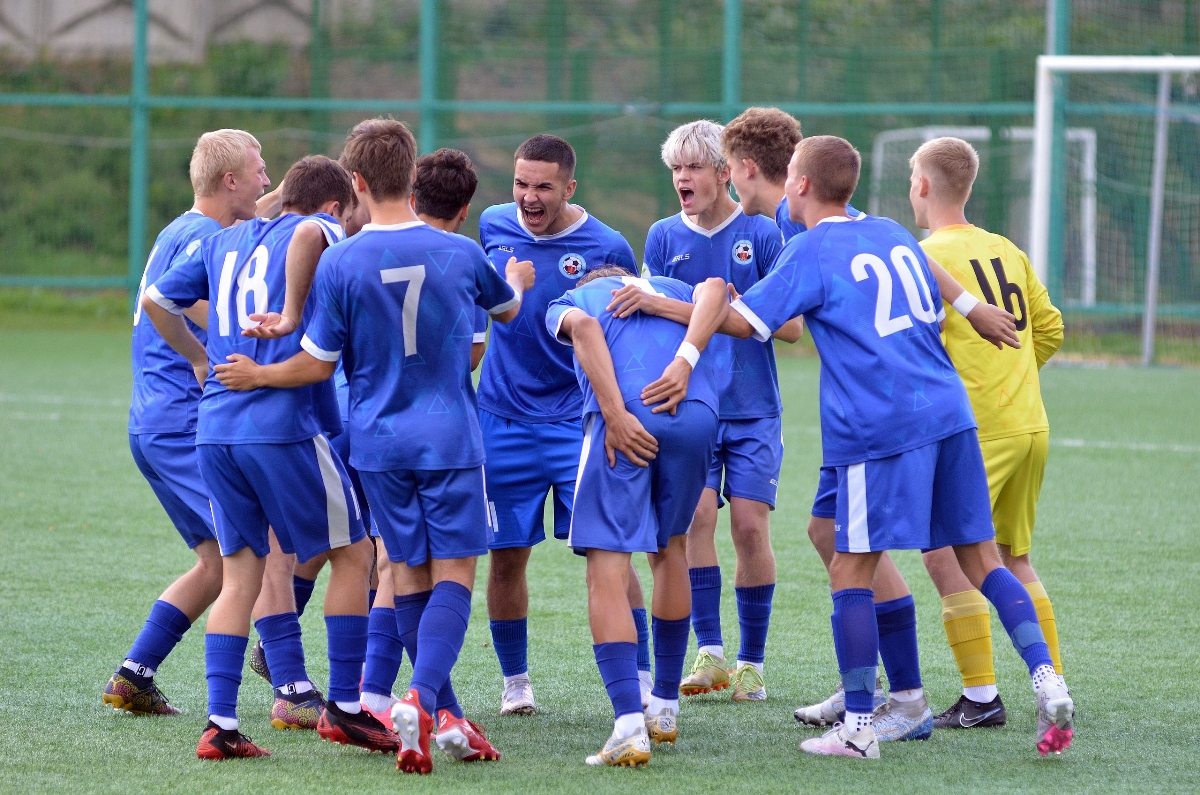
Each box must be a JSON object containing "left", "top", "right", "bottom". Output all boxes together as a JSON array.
[
  {"left": 381, "top": 265, "right": 426, "bottom": 357},
  {"left": 852, "top": 245, "right": 939, "bottom": 338}
]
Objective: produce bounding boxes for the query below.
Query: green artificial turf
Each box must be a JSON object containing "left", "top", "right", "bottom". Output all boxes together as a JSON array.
[{"left": 0, "top": 329, "right": 1197, "bottom": 793}]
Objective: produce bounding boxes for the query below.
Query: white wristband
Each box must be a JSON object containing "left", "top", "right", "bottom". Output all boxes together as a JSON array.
[
  {"left": 675, "top": 341, "right": 700, "bottom": 369},
  {"left": 952, "top": 291, "right": 981, "bottom": 317}
]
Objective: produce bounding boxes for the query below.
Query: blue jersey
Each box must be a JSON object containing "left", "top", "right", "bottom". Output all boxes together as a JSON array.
[
  {"left": 147, "top": 213, "right": 346, "bottom": 446},
  {"left": 129, "top": 210, "right": 222, "bottom": 434},
  {"left": 301, "top": 222, "right": 519, "bottom": 472},
  {"left": 733, "top": 215, "right": 975, "bottom": 467},
  {"left": 546, "top": 275, "right": 719, "bottom": 417},
  {"left": 477, "top": 204, "right": 637, "bottom": 422},
  {"left": 643, "top": 207, "right": 784, "bottom": 420},
  {"left": 776, "top": 198, "right": 862, "bottom": 244}
]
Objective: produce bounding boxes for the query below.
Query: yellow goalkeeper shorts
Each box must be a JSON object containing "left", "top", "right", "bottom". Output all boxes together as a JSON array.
[{"left": 980, "top": 431, "right": 1049, "bottom": 557}]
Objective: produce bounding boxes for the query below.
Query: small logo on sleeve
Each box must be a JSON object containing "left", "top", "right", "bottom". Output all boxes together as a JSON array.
[
  {"left": 559, "top": 253, "right": 586, "bottom": 279},
  {"left": 732, "top": 240, "right": 754, "bottom": 265}
]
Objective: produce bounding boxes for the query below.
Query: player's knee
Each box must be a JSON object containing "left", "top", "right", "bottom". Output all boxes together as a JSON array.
[
  {"left": 807, "top": 516, "right": 833, "bottom": 547},
  {"left": 488, "top": 548, "right": 530, "bottom": 583}
]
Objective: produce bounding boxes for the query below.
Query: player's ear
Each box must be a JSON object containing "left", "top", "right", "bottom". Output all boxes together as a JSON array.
[
  {"left": 458, "top": 204, "right": 470, "bottom": 224},
  {"left": 563, "top": 178, "right": 578, "bottom": 201},
  {"left": 742, "top": 158, "right": 757, "bottom": 178},
  {"left": 223, "top": 170, "right": 238, "bottom": 192},
  {"left": 797, "top": 174, "right": 810, "bottom": 196}
]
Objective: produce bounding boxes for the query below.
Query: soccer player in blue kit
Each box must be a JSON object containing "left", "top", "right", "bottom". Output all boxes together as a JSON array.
[
  {"left": 476, "top": 135, "right": 645, "bottom": 715},
  {"left": 143, "top": 155, "right": 393, "bottom": 760},
  {"left": 546, "top": 268, "right": 730, "bottom": 767},
  {"left": 215, "top": 119, "right": 535, "bottom": 774},
  {"left": 721, "top": 135, "right": 1075, "bottom": 759},
  {"left": 104, "top": 129, "right": 271, "bottom": 716}
]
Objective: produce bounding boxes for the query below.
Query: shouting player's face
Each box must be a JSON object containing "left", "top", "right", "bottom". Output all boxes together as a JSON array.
[
  {"left": 232, "top": 146, "right": 271, "bottom": 221},
  {"left": 513, "top": 158, "right": 576, "bottom": 235},
  {"left": 670, "top": 161, "right": 731, "bottom": 217}
]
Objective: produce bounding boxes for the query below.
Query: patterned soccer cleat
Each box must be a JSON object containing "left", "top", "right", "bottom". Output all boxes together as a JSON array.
[
  {"left": 794, "top": 679, "right": 886, "bottom": 727},
  {"left": 644, "top": 708, "right": 678, "bottom": 745},
  {"left": 679, "top": 651, "right": 729, "bottom": 696},
  {"left": 1035, "top": 677, "right": 1075, "bottom": 756},
  {"left": 196, "top": 721, "right": 271, "bottom": 759},
  {"left": 103, "top": 670, "right": 182, "bottom": 716},
  {"left": 500, "top": 676, "right": 536, "bottom": 716},
  {"left": 585, "top": 729, "right": 652, "bottom": 767},
  {"left": 392, "top": 689, "right": 436, "bottom": 774},
  {"left": 317, "top": 702, "right": 399, "bottom": 753},
  {"left": 270, "top": 688, "right": 325, "bottom": 730},
  {"left": 436, "top": 710, "right": 501, "bottom": 762},
  {"left": 934, "top": 694, "right": 1007, "bottom": 730},
  {"left": 870, "top": 696, "right": 934, "bottom": 742},
  {"left": 730, "top": 664, "right": 767, "bottom": 702},
  {"left": 799, "top": 723, "right": 879, "bottom": 759},
  {"left": 248, "top": 639, "right": 271, "bottom": 684}
]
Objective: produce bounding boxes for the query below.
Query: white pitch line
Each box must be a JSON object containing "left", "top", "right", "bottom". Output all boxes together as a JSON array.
[
  {"left": 1052, "top": 438, "right": 1200, "bottom": 454},
  {"left": 0, "top": 392, "right": 127, "bottom": 408}
]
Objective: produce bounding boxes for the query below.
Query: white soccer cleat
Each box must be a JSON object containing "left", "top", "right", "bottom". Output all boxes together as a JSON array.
[
  {"left": 794, "top": 680, "right": 886, "bottom": 727},
  {"left": 639, "top": 670, "right": 653, "bottom": 709},
  {"left": 1034, "top": 669, "right": 1075, "bottom": 756},
  {"left": 500, "top": 675, "right": 536, "bottom": 716},
  {"left": 799, "top": 722, "right": 879, "bottom": 759},
  {"left": 585, "top": 728, "right": 651, "bottom": 767}
]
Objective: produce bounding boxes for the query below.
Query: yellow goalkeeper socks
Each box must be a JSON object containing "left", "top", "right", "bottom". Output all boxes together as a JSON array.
[
  {"left": 1024, "top": 580, "right": 1063, "bottom": 675},
  {"left": 941, "top": 590, "right": 995, "bottom": 688}
]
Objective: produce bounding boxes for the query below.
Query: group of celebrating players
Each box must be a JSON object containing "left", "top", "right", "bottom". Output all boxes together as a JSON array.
[{"left": 103, "top": 104, "right": 1076, "bottom": 772}]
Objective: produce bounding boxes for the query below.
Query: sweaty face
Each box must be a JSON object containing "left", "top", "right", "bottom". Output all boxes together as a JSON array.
[
  {"left": 513, "top": 159, "right": 571, "bottom": 235},
  {"left": 671, "top": 161, "right": 728, "bottom": 216},
  {"left": 232, "top": 147, "right": 270, "bottom": 220}
]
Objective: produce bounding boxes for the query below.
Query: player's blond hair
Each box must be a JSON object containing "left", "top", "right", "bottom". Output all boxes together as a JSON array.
[
  {"left": 909, "top": 137, "right": 978, "bottom": 205},
  {"left": 661, "top": 120, "right": 726, "bottom": 171},
  {"left": 189, "top": 129, "right": 262, "bottom": 198}
]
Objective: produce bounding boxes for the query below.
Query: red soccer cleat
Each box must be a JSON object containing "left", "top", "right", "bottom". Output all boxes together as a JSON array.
[
  {"left": 318, "top": 701, "right": 399, "bottom": 753},
  {"left": 391, "top": 689, "right": 435, "bottom": 774},
  {"left": 435, "top": 710, "right": 501, "bottom": 762},
  {"left": 196, "top": 721, "right": 271, "bottom": 760}
]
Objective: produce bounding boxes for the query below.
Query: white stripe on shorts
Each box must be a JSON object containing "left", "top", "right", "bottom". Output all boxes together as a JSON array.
[
  {"left": 846, "top": 463, "right": 870, "bottom": 553},
  {"left": 566, "top": 414, "right": 597, "bottom": 549},
  {"left": 313, "top": 435, "right": 352, "bottom": 549}
]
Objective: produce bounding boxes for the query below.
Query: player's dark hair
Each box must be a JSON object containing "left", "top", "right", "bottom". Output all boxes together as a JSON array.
[
  {"left": 578, "top": 265, "right": 634, "bottom": 286},
  {"left": 413, "top": 148, "right": 479, "bottom": 221},
  {"left": 340, "top": 118, "right": 417, "bottom": 200},
  {"left": 721, "top": 107, "right": 802, "bottom": 185},
  {"left": 794, "top": 135, "right": 860, "bottom": 205},
  {"left": 514, "top": 134, "right": 576, "bottom": 181},
  {"left": 280, "top": 155, "right": 354, "bottom": 215}
]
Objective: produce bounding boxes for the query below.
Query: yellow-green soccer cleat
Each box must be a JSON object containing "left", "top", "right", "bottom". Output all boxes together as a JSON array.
[
  {"left": 730, "top": 664, "right": 767, "bottom": 702},
  {"left": 103, "top": 670, "right": 182, "bottom": 716},
  {"left": 644, "top": 708, "right": 678, "bottom": 745},
  {"left": 680, "top": 651, "right": 730, "bottom": 696},
  {"left": 585, "top": 729, "right": 652, "bottom": 768}
]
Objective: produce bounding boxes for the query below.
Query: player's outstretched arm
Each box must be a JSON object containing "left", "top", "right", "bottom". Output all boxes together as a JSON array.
[
  {"left": 726, "top": 282, "right": 803, "bottom": 342},
  {"left": 927, "top": 256, "right": 1020, "bottom": 350},
  {"left": 606, "top": 284, "right": 693, "bottom": 323},
  {"left": 641, "top": 277, "right": 729, "bottom": 415},
  {"left": 492, "top": 257, "right": 536, "bottom": 324},
  {"left": 559, "top": 311, "right": 658, "bottom": 468},
  {"left": 142, "top": 296, "right": 209, "bottom": 387},
  {"left": 256, "top": 183, "right": 284, "bottom": 219},
  {"left": 214, "top": 351, "right": 335, "bottom": 391},
  {"left": 243, "top": 222, "right": 329, "bottom": 339}
]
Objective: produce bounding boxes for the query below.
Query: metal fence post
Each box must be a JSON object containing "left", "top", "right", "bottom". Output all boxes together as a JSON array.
[
  {"left": 722, "top": 0, "right": 742, "bottom": 122},
  {"left": 418, "top": 0, "right": 438, "bottom": 154},
  {"left": 1141, "top": 71, "right": 1171, "bottom": 366},
  {"left": 126, "top": 0, "right": 150, "bottom": 310},
  {"left": 1046, "top": 0, "right": 1071, "bottom": 302}
]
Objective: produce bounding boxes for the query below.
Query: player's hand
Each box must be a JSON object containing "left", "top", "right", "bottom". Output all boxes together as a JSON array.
[
  {"left": 242, "top": 312, "right": 297, "bottom": 339},
  {"left": 607, "top": 284, "right": 662, "bottom": 319},
  {"left": 641, "top": 357, "right": 691, "bottom": 415},
  {"left": 602, "top": 407, "right": 658, "bottom": 468},
  {"left": 192, "top": 362, "right": 209, "bottom": 391},
  {"left": 727, "top": 283, "right": 741, "bottom": 301},
  {"left": 506, "top": 257, "right": 536, "bottom": 291},
  {"left": 966, "top": 302, "right": 1021, "bottom": 350},
  {"left": 214, "top": 354, "right": 263, "bottom": 391}
]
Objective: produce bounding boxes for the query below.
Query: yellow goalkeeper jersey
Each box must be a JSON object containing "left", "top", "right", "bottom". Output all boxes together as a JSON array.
[{"left": 920, "top": 224, "right": 1064, "bottom": 442}]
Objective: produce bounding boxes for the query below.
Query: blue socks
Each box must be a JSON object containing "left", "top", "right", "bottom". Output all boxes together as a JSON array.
[
  {"left": 325, "top": 614, "right": 368, "bottom": 704},
  {"left": 409, "top": 582, "right": 473, "bottom": 717},
  {"left": 362, "top": 606, "right": 404, "bottom": 698},
  {"left": 489, "top": 618, "right": 528, "bottom": 677},
  {"left": 650, "top": 616, "right": 689, "bottom": 700},
  {"left": 735, "top": 584, "right": 774, "bottom": 665},
  {"left": 594, "top": 641, "right": 642, "bottom": 718},
  {"left": 293, "top": 575, "right": 317, "bottom": 618},
  {"left": 875, "top": 595, "right": 922, "bottom": 692},
  {"left": 205, "top": 633, "right": 247, "bottom": 719},
  {"left": 127, "top": 600, "right": 191, "bottom": 671},
  {"left": 980, "top": 568, "right": 1053, "bottom": 674},
  {"left": 632, "top": 608, "right": 651, "bottom": 672},
  {"left": 254, "top": 612, "right": 309, "bottom": 689},
  {"left": 831, "top": 588, "right": 879, "bottom": 714},
  {"left": 689, "top": 566, "right": 723, "bottom": 650}
]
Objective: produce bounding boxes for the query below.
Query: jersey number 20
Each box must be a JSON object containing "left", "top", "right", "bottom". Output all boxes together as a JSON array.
[{"left": 851, "top": 245, "right": 938, "bottom": 338}]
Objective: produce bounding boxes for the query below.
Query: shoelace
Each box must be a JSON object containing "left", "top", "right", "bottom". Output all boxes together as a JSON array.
[{"left": 690, "top": 651, "right": 722, "bottom": 674}]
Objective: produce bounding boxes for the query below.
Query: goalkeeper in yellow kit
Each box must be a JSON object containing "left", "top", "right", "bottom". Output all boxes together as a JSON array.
[{"left": 908, "top": 137, "right": 1067, "bottom": 730}]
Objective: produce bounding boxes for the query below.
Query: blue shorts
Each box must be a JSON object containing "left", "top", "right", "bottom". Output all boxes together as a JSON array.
[
  {"left": 705, "top": 416, "right": 784, "bottom": 508},
  {"left": 480, "top": 409, "right": 581, "bottom": 549},
  {"left": 812, "top": 466, "right": 838, "bottom": 518},
  {"left": 328, "top": 431, "right": 372, "bottom": 538},
  {"left": 569, "top": 401, "right": 718, "bottom": 555},
  {"left": 129, "top": 432, "right": 216, "bottom": 549},
  {"left": 360, "top": 467, "right": 490, "bottom": 567},
  {"left": 834, "top": 429, "right": 995, "bottom": 554},
  {"left": 198, "top": 436, "right": 366, "bottom": 563}
]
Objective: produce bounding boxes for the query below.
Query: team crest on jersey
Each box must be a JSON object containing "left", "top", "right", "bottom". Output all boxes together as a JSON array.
[
  {"left": 732, "top": 239, "right": 754, "bottom": 265},
  {"left": 559, "top": 253, "right": 586, "bottom": 279}
]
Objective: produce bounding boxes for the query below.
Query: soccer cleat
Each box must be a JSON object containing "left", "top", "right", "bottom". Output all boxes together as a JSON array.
[
  {"left": 934, "top": 694, "right": 1007, "bottom": 729},
  {"left": 585, "top": 729, "right": 652, "bottom": 767},
  {"left": 644, "top": 708, "right": 678, "bottom": 745},
  {"left": 270, "top": 688, "right": 325, "bottom": 730},
  {"left": 500, "top": 676, "right": 536, "bottom": 716},
  {"left": 248, "top": 640, "right": 271, "bottom": 684},
  {"left": 870, "top": 696, "right": 934, "bottom": 742},
  {"left": 799, "top": 722, "right": 879, "bottom": 759},
  {"left": 679, "top": 651, "right": 729, "bottom": 696},
  {"left": 392, "top": 689, "right": 435, "bottom": 774},
  {"left": 1036, "top": 680, "right": 1075, "bottom": 756},
  {"left": 793, "top": 679, "right": 886, "bottom": 727},
  {"left": 362, "top": 696, "right": 398, "bottom": 733},
  {"left": 436, "top": 710, "right": 501, "bottom": 762},
  {"left": 639, "top": 670, "right": 653, "bottom": 709},
  {"left": 196, "top": 721, "right": 271, "bottom": 759},
  {"left": 730, "top": 664, "right": 767, "bottom": 702},
  {"left": 317, "top": 701, "right": 399, "bottom": 753},
  {"left": 103, "top": 670, "right": 182, "bottom": 716}
]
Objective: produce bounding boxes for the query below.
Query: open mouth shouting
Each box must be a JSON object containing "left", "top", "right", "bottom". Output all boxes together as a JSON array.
[
  {"left": 677, "top": 187, "right": 695, "bottom": 209},
  {"left": 521, "top": 203, "right": 547, "bottom": 229}
]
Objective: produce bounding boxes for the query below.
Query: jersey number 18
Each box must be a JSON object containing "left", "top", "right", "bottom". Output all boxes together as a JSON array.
[{"left": 216, "top": 246, "right": 270, "bottom": 336}]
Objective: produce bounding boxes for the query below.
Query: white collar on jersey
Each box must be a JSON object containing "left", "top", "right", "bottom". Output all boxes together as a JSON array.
[
  {"left": 186, "top": 207, "right": 204, "bottom": 216},
  {"left": 360, "top": 221, "right": 427, "bottom": 232},
  {"left": 516, "top": 206, "right": 589, "bottom": 240},
  {"left": 678, "top": 205, "right": 743, "bottom": 238},
  {"left": 815, "top": 214, "right": 861, "bottom": 226}
]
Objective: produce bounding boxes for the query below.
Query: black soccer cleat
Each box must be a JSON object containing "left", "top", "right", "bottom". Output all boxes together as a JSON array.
[
  {"left": 317, "top": 702, "right": 400, "bottom": 753},
  {"left": 249, "top": 639, "right": 271, "bottom": 684},
  {"left": 933, "top": 694, "right": 1007, "bottom": 729}
]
